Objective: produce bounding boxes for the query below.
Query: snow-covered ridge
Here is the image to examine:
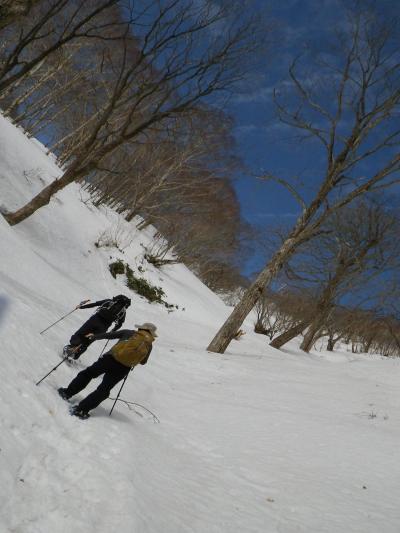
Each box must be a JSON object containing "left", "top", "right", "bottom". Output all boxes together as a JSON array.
[{"left": 1, "top": 114, "right": 400, "bottom": 533}]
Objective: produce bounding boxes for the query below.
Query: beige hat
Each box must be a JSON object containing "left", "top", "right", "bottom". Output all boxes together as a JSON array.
[{"left": 135, "top": 322, "right": 158, "bottom": 337}]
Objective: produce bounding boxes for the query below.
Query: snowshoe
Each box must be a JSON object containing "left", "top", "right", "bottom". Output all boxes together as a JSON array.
[
  {"left": 63, "top": 345, "right": 73, "bottom": 356},
  {"left": 70, "top": 406, "right": 90, "bottom": 420},
  {"left": 62, "top": 344, "right": 83, "bottom": 362}
]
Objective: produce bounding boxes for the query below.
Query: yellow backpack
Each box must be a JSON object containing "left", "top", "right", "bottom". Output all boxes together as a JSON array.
[{"left": 111, "top": 331, "right": 151, "bottom": 368}]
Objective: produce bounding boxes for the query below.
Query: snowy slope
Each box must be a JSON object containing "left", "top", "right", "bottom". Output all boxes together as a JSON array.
[{"left": 1, "top": 114, "right": 400, "bottom": 533}]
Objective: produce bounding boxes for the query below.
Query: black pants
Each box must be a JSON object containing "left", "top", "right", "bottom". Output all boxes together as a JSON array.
[
  {"left": 65, "top": 353, "right": 130, "bottom": 413},
  {"left": 69, "top": 315, "right": 110, "bottom": 357}
]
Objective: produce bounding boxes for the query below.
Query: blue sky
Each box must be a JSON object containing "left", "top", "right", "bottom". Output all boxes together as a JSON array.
[{"left": 225, "top": 0, "right": 400, "bottom": 275}]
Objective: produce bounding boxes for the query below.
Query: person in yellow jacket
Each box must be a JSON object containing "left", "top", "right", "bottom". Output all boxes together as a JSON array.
[{"left": 58, "top": 323, "right": 157, "bottom": 419}]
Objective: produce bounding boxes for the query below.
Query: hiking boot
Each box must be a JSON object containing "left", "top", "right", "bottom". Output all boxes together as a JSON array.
[
  {"left": 58, "top": 387, "right": 71, "bottom": 401},
  {"left": 70, "top": 406, "right": 90, "bottom": 420}
]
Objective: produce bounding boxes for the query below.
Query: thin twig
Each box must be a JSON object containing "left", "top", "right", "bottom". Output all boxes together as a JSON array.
[{"left": 108, "top": 397, "right": 160, "bottom": 423}]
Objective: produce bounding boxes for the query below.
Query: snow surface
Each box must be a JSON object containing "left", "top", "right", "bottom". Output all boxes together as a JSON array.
[{"left": 1, "top": 114, "right": 400, "bottom": 533}]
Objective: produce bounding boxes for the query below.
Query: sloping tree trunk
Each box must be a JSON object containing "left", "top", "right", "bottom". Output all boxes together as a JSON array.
[
  {"left": 300, "top": 290, "right": 336, "bottom": 352},
  {"left": 207, "top": 233, "right": 308, "bottom": 352},
  {"left": 2, "top": 161, "right": 90, "bottom": 225},
  {"left": 269, "top": 319, "right": 310, "bottom": 349},
  {"left": 301, "top": 271, "right": 357, "bottom": 354},
  {"left": 300, "top": 312, "right": 330, "bottom": 352}
]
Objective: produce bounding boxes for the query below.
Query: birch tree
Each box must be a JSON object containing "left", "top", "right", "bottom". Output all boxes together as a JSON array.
[
  {"left": 2, "top": 0, "right": 260, "bottom": 225},
  {"left": 207, "top": 10, "right": 400, "bottom": 353}
]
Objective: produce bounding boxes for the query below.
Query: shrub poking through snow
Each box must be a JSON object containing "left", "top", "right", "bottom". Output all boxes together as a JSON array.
[
  {"left": 109, "top": 259, "right": 125, "bottom": 278},
  {"left": 125, "top": 264, "right": 165, "bottom": 303},
  {"left": 95, "top": 221, "right": 134, "bottom": 250},
  {"left": 108, "top": 259, "right": 177, "bottom": 308}
]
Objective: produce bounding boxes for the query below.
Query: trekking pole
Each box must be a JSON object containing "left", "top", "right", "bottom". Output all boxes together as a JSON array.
[
  {"left": 39, "top": 300, "right": 90, "bottom": 335},
  {"left": 109, "top": 370, "right": 131, "bottom": 416},
  {"left": 35, "top": 357, "right": 69, "bottom": 386}
]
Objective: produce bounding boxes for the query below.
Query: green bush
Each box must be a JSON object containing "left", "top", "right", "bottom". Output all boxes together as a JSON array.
[
  {"left": 109, "top": 259, "right": 125, "bottom": 278},
  {"left": 125, "top": 264, "right": 166, "bottom": 304},
  {"left": 109, "top": 259, "right": 177, "bottom": 308}
]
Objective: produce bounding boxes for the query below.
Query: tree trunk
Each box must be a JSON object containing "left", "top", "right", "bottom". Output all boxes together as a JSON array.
[
  {"left": 300, "top": 273, "right": 341, "bottom": 352},
  {"left": 300, "top": 315, "right": 327, "bottom": 352},
  {"left": 2, "top": 163, "right": 87, "bottom": 225},
  {"left": 326, "top": 333, "right": 342, "bottom": 352},
  {"left": 207, "top": 236, "right": 301, "bottom": 353},
  {"left": 269, "top": 320, "right": 310, "bottom": 349},
  {"left": 327, "top": 336, "right": 335, "bottom": 351}
]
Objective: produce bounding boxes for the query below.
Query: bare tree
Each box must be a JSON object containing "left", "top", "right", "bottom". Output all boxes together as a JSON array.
[
  {"left": 268, "top": 291, "right": 316, "bottom": 349},
  {"left": 155, "top": 175, "right": 246, "bottom": 277},
  {"left": 0, "top": 0, "right": 40, "bottom": 30},
  {"left": 80, "top": 103, "right": 247, "bottom": 286},
  {"left": 323, "top": 308, "right": 353, "bottom": 352},
  {"left": 331, "top": 304, "right": 400, "bottom": 357},
  {"left": 302, "top": 204, "right": 398, "bottom": 351},
  {"left": 0, "top": 44, "right": 87, "bottom": 132},
  {"left": 86, "top": 107, "right": 237, "bottom": 223},
  {"left": 207, "top": 10, "right": 400, "bottom": 353},
  {"left": 254, "top": 290, "right": 297, "bottom": 340},
  {"left": 268, "top": 202, "right": 400, "bottom": 352},
  {"left": 0, "top": 0, "right": 121, "bottom": 95},
  {"left": 2, "top": 0, "right": 261, "bottom": 225}
]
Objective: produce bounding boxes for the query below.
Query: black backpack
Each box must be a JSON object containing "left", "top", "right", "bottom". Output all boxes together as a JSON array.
[{"left": 97, "top": 296, "right": 130, "bottom": 321}]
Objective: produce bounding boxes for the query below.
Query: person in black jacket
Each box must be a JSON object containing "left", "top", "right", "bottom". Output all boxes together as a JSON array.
[
  {"left": 63, "top": 294, "right": 131, "bottom": 360},
  {"left": 58, "top": 322, "right": 157, "bottom": 419}
]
